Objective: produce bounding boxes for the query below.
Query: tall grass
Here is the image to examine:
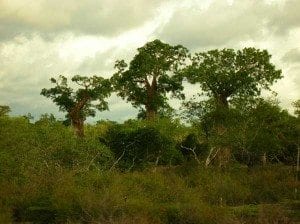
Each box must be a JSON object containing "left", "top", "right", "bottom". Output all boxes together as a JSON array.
[{"left": 0, "top": 165, "right": 297, "bottom": 223}]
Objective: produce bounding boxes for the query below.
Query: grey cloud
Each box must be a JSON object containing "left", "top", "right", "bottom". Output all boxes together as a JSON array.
[
  {"left": 0, "top": 35, "right": 140, "bottom": 121},
  {"left": 77, "top": 46, "right": 137, "bottom": 76},
  {"left": 282, "top": 48, "right": 300, "bottom": 64},
  {"left": 272, "top": 65, "right": 300, "bottom": 112},
  {"left": 268, "top": 0, "right": 300, "bottom": 35},
  {"left": 158, "top": 0, "right": 300, "bottom": 50},
  {"left": 78, "top": 49, "right": 121, "bottom": 76},
  {"left": 0, "top": 36, "right": 79, "bottom": 117},
  {"left": 0, "top": 0, "right": 163, "bottom": 41},
  {"left": 158, "top": 0, "right": 271, "bottom": 49}
]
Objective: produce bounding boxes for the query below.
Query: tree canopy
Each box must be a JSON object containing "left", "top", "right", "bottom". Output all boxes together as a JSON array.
[
  {"left": 184, "top": 48, "right": 282, "bottom": 108},
  {"left": 112, "top": 39, "right": 188, "bottom": 120}
]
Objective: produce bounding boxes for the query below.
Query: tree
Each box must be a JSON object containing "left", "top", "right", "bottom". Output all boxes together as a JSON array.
[
  {"left": 184, "top": 48, "right": 282, "bottom": 109},
  {"left": 0, "top": 105, "right": 11, "bottom": 116},
  {"left": 35, "top": 113, "right": 57, "bottom": 125},
  {"left": 183, "top": 48, "right": 282, "bottom": 166},
  {"left": 292, "top": 100, "right": 300, "bottom": 196},
  {"left": 111, "top": 39, "right": 188, "bottom": 120},
  {"left": 41, "top": 75, "right": 112, "bottom": 137},
  {"left": 293, "top": 99, "right": 300, "bottom": 118}
]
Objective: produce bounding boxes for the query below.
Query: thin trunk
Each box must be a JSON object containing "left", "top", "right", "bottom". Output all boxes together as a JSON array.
[
  {"left": 181, "top": 145, "right": 201, "bottom": 164},
  {"left": 295, "top": 145, "right": 299, "bottom": 198},
  {"left": 205, "top": 147, "right": 220, "bottom": 167},
  {"left": 155, "top": 155, "right": 161, "bottom": 166},
  {"left": 261, "top": 152, "right": 267, "bottom": 166},
  {"left": 110, "top": 149, "right": 126, "bottom": 171},
  {"left": 127, "top": 156, "right": 136, "bottom": 172}
]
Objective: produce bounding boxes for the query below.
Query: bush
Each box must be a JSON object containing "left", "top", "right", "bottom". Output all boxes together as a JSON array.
[
  {"left": 104, "top": 120, "right": 184, "bottom": 170},
  {"left": 179, "top": 133, "right": 209, "bottom": 162}
]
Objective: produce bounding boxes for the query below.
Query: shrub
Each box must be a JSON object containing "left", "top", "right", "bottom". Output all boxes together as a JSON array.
[{"left": 104, "top": 121, "right": 184, "bottom": 170}]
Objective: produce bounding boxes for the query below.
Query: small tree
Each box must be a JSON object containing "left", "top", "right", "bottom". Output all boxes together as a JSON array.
[
  {"left": 112, "top": 39, "right": 188, "bottom": 120},
  {"left": 0, "top": 105, "right": 11, "bottom": 116},
  {"left": 41, "top": 75, "right": 112, "bottom": 137}
]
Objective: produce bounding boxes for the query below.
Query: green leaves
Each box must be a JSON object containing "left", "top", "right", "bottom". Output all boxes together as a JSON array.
[
  {"left": 41, "top": 76, "right": 74, "bottom": 112},
  {"left": 0, "top": 105, "right": 11, "bottom": 116},
  {"left": 42, "top": 75, "right": 112, "bottom": 113},
  {"left": 184, "top": 48, "right": 282, "bottom": 107},
  {"left": 292, "top": 99, "right": 300, "bottom": 118},
  {"left": 112, "top": 39, "right": 188, "bottom": 119}
]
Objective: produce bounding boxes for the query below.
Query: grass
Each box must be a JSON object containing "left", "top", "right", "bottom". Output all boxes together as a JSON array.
[{"left": 0, "top": 164, "right": 299, "bottom": 223}]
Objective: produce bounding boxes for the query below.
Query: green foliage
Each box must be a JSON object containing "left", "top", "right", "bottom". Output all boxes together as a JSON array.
[
  {"left": 182, "top": 96, "right": 300, "bottom": 166},
  {"left": 293, "top": 99, "right": 300, "bottom": 118},
  {"left": 104, "top": 119, "right": 185, "bottom": 170},
  {"left": 112, "top": 39, "right": 188, "bottom": 119},
  {"left": 137, "top": 104, "right": 176, "bottom": 120},
  {"left": 230, "top": 99, "right": 300, "bottom": 165},
  {"left": 0, "top": 105, "right": 11, "bottom": 116},
  {"left": 41, "top": 75, "right": 112, "bottom": 118},
  {"left": 0, "top": 116, "right": 112, "bottom": 176},
  {"left": 183, "top": 48, "right": 282, "bottom": 107}
]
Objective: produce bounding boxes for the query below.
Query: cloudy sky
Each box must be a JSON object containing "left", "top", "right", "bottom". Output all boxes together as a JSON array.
[{"left": 0, "top": 0, "right": 299, "bottom": 122}]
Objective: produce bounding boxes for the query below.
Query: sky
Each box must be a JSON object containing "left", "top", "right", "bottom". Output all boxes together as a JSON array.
[{"left": 0, "top": 0, "right": 299, "bottom": 122}]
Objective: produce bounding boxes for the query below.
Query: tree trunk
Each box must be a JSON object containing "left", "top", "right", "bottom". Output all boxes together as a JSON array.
[
  {"left": 72, "top": 118, "right": 84, "bottom": 138},
  {"left": 145, "top": 76, "right": 157, "bottom": 121},
  {"left": 215, "top": 94, "right": 227, "bottom": 107},
  {"left": 68, "top": 96, "right": 89, "bottom": 138},
  {"left": 146, "top": 107, "right": 156, "bottom": 120},
  {"left": 205, "top": 147, "right": 231, "bottom": 167},
  {"left": 211, "top": 94, "right": 230, "bottom": 166},
  {"left": 295, "top": 145, "right": 299, "bottom": 198}
]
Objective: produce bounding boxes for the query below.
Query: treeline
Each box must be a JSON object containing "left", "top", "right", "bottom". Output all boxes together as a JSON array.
[
  {"left": 40, "top": 40, "right": 283, "bottom": 137},
  {"left": 1, "top": 98, "right": 299, "bottom": 171},
  {"left": 2, "top": 40, "right": 300, "bottom": 166},
  {"left": 2, "top": 39, "right": 300, "bottom": 168},
  {"left": 37, "top": 39, "right": 300, "bottom": 167}
]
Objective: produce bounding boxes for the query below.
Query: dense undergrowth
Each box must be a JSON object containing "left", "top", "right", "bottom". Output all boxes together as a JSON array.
[{"left": 0, "top": 116, "right": 299, "bottom": 223}]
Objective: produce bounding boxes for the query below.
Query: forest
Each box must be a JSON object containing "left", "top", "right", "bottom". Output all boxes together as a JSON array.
[{"left": 0, "top": 39, "right": 300, "bottom": 223}]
